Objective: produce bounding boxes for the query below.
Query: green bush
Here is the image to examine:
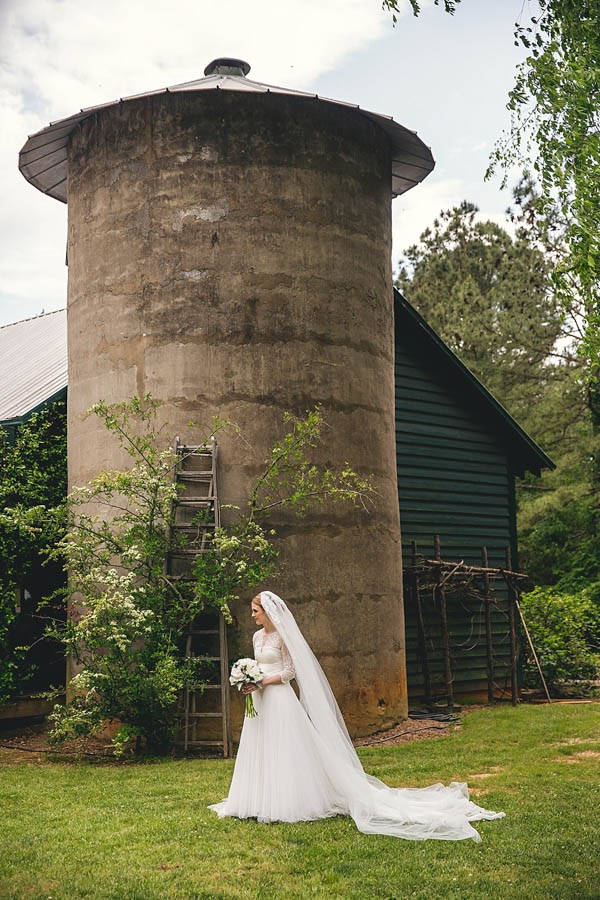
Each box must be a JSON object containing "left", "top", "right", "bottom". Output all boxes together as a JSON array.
[
  {"left": 520, "top": 495, "right": 600, "bottom": 594},
  {"left": 520, "top": 586, "right": 600, "bottom": 690},
  {"left": 0, "top": 400, "right": 67, "bottom": 705}
]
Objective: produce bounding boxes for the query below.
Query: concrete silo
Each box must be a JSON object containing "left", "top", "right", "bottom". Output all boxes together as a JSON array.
[{"left": 20, "top": 58, "right": 434, "bottom": 736}]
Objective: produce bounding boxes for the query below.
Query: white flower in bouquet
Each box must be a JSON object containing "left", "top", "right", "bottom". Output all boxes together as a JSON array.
[{"left": 230, "top": 657, "right": 264, "bottom": 717}]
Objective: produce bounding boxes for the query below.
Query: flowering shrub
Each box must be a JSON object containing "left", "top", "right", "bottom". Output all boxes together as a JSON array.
[
  {"left": 46, "top": 397, "right": 216, "bottom": 753},
  {"left": 48, "top": 397, "right": 373, "bottom": 754}
]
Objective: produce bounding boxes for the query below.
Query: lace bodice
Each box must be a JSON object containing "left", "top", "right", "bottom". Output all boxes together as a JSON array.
[{"left": 253, "top": 628, "right": 295, "bottom": 684}]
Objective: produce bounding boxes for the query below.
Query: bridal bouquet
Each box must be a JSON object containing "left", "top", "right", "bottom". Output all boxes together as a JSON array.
[{"left": 230, "top": 658, "right": 264, "bottom": 718}]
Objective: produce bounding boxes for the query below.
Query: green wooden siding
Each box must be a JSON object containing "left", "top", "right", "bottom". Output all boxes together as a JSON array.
[{"left": 395, "top": 340, "right": 516, "bottom": 703}]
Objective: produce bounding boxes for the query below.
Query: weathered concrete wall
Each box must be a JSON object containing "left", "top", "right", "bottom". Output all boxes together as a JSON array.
[{"left": 66, "top": 90, "right": 407, "bottom": 736}]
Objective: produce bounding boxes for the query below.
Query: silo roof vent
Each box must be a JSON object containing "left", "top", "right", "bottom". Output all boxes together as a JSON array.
[{"left": 204, "top": 58, "right": 251, "bottom": 77}]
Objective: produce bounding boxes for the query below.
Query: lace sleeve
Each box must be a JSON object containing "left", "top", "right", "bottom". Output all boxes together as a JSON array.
[{"left": 280, "top": 640, "right": 296, "bottom": 684}]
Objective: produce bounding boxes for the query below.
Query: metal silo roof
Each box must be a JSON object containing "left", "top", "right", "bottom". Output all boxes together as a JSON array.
[
  {"left": 0, "top": 308, "right": 67, "bottom": 423},
  {"left": 19, "top": 58, "right": 435, "bottom": 203}
]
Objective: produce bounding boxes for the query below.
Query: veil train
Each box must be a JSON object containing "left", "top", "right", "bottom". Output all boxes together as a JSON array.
[{"left": 258, "top": 590, "right": 505, "bottom": 842}]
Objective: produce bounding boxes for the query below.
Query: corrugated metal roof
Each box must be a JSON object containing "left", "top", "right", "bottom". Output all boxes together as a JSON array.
[
  {"left": 19, "top": 60, "right": 435, "bottom": 203},
  {"left": 0, "top": 309, "right": 67, "bottom": 423}
]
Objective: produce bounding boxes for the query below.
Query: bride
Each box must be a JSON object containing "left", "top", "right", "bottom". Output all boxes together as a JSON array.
[{"left": 209, "top": 591, "right": 505, "bottom": 841}]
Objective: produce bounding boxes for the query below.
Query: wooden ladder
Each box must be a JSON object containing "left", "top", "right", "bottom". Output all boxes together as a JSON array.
[{"left": 168, "top": 437, "right": 233, "bottom": 757}]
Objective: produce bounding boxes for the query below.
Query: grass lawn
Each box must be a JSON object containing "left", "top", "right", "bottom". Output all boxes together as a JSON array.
[{"left": 1, "top": 703, "right": 599, "bottom": 899}]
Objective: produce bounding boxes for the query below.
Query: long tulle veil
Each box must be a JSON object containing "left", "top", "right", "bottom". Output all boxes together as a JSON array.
[{"left": 259, "top": 590, "right": 505, "bottom": 842}]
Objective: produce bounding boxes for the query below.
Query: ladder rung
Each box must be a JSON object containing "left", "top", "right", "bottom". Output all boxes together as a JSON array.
[
  {"left": 172, "top": 525, "right": 216, "bottom": 532},
  {"left": 170, "top": 548, "right": 213, "bottom": 556},
  {"left": 177, "top": 443, "right": 212, "bottom": 449},
  {"left": 177, "top": 499, "right": 214, "bottom": 506},
  {"left": 186, "top": 655, "right": 221, "bottom": 661},
  {"left": 178, "top": 449, "right": 212, "bottom": 456},
  {"left": 173, "top": 740, "right": 225, "bottom": 747},
  {"left": 186, "top": 712, "right": 223, "bottom": 718},
  {"left": 173, "top": 519, "right": 215, "bottom": 524},
  {"left": 177, "top": 472, "right": 213, "bottom": 481},
  {"left": 187, "top": 628, "right": 220, "bottom": 635}
]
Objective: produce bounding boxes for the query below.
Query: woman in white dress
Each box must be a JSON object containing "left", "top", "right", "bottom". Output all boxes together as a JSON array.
[{"left": 209, "top": 591, "right": 505, "bottom": 842}]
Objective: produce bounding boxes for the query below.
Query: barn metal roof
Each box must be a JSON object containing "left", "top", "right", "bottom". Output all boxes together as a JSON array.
[
  {"left": 19, "top": 58, "right": 435, "bottom": 203},
  {"left": 0, "top": 308, "right": 67, "bottom": 424}
]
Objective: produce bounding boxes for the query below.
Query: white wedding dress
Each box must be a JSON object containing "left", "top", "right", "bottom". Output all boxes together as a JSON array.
[
  {"left": 209, "top": 593, "right": 505, "bottom": 841},
  {"left": 210, "top": 629, "right": 346, "bottom": 823}
]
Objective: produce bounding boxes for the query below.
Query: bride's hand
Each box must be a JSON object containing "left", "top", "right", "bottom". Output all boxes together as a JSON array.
[{"left": 242, "top": 684, "right": 259, "bottom": 694}]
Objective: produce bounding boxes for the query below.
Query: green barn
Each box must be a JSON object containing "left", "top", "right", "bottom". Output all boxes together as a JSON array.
[{"left": 394, "top": 288, "right": 553, "bottom": 705}]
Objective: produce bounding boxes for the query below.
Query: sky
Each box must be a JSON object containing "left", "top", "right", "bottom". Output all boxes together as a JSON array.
[{"left": 0, "top": 0, "right": 532, "bottom": 326}]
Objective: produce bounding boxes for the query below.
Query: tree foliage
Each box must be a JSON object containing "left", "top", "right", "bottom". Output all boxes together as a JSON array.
[
  {"left": 385, "top": 0, "right": 599, "bottom": 396},
  {"left": 489, "top": 1, "right": 600, "bottom": 374},
  {"left": 381, "top": 0, "right": 460, "bottom": 24},
  {"left": 0, "top": 400, "right": 67, "bottom": 705},
  {"left": 395, "top": 197, "right": 564, "bottom": 426}
]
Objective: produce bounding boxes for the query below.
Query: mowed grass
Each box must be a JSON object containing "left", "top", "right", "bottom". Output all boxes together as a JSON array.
[{"left": 1, "top": 704, "right": 599, "bottom": 899}]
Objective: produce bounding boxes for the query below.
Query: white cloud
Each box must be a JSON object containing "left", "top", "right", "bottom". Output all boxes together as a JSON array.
[
  {"left": 1, "top": 0, "right": 407, "bottom": 324},
  {"left": 0, "top": 79, "right": 68, "bottom": 323},
  {"left": 1, "top": 0, "right": 521, "bottom": 327},
  {"left": 392, "top": 176, "right": 465, "bottom": 264},
  {"left": 391, "top": 177, "right": 520, "bottom": 275},
  {"left": 2, "top": 0, "right": 393, "bottom": 113}
]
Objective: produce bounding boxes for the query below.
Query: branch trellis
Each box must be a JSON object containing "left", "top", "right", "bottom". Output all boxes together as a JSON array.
[{"left": 404, "top": 536, "right": 550, "bottom": 709}]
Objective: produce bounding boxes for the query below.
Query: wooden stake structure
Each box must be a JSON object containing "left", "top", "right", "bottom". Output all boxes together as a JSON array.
[
  {"left": 481, "top": 546, "right": 495, "bottom": 703},
  {"left": 504, "top": 546, "right": 519, "bottom": 706},
  {"left": 403, "top": 535, "right": 544, "bottom": 707},
  {"left": 411, "top": 541, "right": 432, "bottom": 708},
  {"left": 433, "top": 534, "right": 454, "bottom": 710}
]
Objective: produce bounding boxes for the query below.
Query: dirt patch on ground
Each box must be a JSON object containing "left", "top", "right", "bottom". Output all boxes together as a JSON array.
[
  {"left": 466, "top": 767, "right": 503, "bottom": 779},
  {"left": 557, "top": 750, "right": 600, "bottom": 764},
  {"left": 0, "top": 723, "right": 116, "bottom": 764},
  {"left": 553, "top": 736, "right": 600, "bottom": 746},
  {"left": 0, "top": 715, "right": 456, "bottom": 763},
  {"left": 354, "top": 716, "right": 457, "bottom": 747}
]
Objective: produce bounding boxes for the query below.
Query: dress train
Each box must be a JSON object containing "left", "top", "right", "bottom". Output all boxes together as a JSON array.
[{"left": 210, "top": 606, "right": 505, "bottom": 842}]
